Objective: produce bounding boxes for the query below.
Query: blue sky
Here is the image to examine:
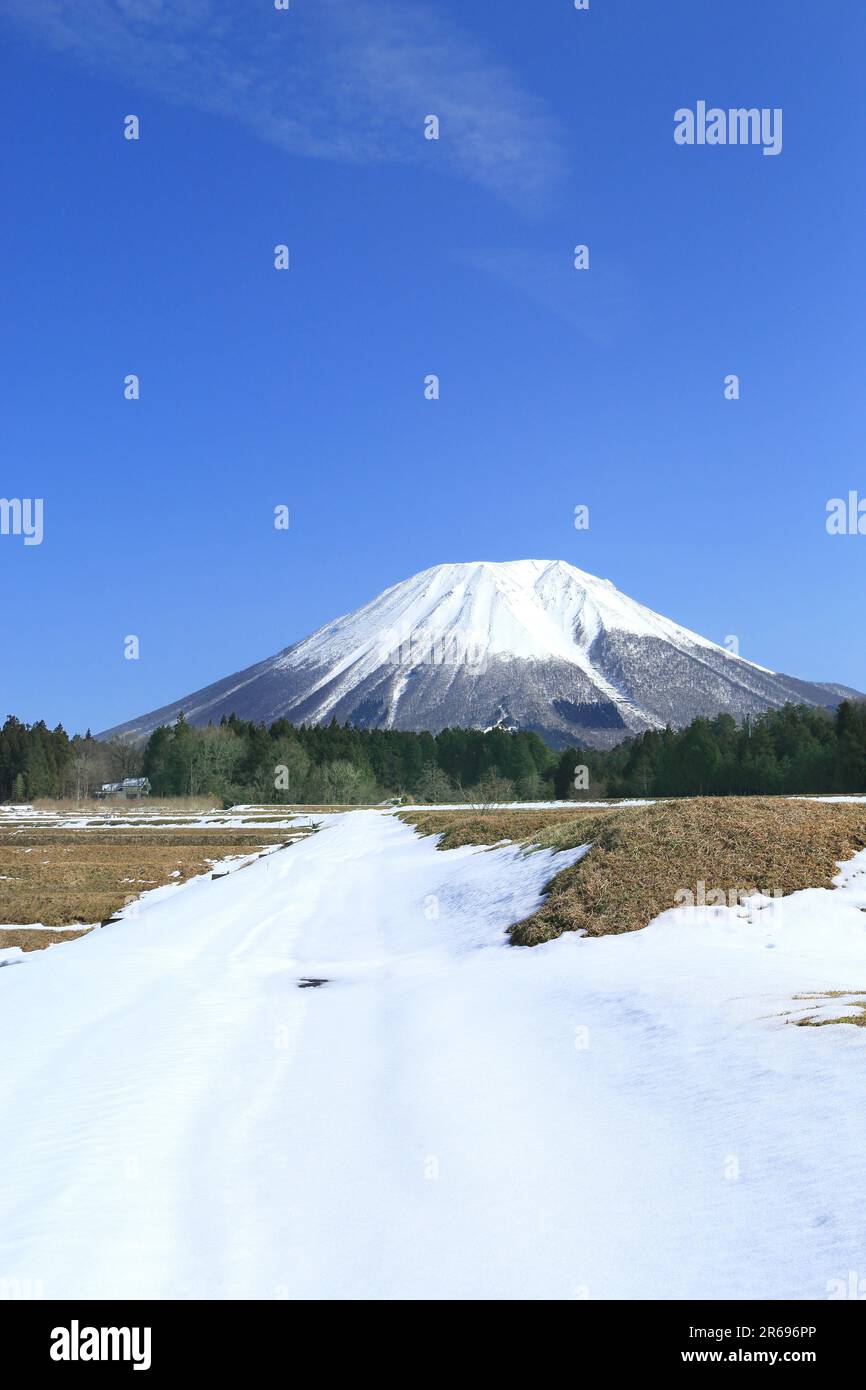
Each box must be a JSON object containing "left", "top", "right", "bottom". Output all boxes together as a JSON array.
[{"left": 1, "top": 0, "right": 864, "bottom": 733}]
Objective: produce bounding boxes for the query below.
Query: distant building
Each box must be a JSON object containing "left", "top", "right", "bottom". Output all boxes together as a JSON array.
[{"left": 97, "top": 777, "right": 151, "bottom": 800}]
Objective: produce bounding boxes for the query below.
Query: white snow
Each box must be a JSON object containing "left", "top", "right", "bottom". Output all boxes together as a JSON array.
[
  {"left": 290, "top": 559, "right": 727, "bottom": 663},
  {"left": 264, "top": 559, "right": 774, "bottom": 725},
  {"left": 1, "top": 809, "right": 865, "bottom": 1299},
  {"left": 0, "top": 805, "right": 309, "bottom": 832},
  {"left": 0, "top": 923, "right": 96, "bottom": 932},
  {"left": 791, "top": 795, "right": 866, "bottom": 805}
]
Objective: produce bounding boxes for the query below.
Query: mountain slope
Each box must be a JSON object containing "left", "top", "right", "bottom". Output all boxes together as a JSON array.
[{"left": 102, "top": 560, "right": 862, "bottom": 747}]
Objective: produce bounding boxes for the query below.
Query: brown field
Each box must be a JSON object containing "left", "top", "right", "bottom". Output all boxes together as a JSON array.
[
  {"left": 7, "top": 797, "right": 866, "bottom": 972},
  {"left": 401, "top": 798, "right": 866, "bottom": 945},
  {"left": 28, "top": 796, "right": 221, "bottom": 815},
  {"left": 0, "top": 809, "right": 316, "bottom": 951}
]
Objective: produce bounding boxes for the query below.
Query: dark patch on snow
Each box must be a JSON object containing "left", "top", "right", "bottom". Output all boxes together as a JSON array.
[
  {"left": 552, "top": 698, "right": 627, "bottom": 730},
  {"left": 347, "top": 697, "right": 389, "bottom": 726}
]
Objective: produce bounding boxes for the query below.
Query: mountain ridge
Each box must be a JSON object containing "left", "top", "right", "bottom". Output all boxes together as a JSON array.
[{"left": 101, "top": 560, "right": 863, "bottom": 748}]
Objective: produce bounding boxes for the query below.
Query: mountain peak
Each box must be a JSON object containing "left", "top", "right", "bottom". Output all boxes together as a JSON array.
[
  {"left": 336, "top": 558, "right": 731, "bottom": 665},
  {"left": 101, "top": 560, "right": 861, "bottom": 748}
]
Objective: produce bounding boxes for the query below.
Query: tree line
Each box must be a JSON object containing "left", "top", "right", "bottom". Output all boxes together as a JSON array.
[
  {"left": 140, "top": 714, "right": 555, "bottom": 804},
  {"left": 555, "top": 701, "right": 866, "bottom": 799},
  {"left": 0, "top": 718, "right": 141, "bottom": 802},
  {"left": 2, "top": 701, "right": 865, "bottom": 803}
]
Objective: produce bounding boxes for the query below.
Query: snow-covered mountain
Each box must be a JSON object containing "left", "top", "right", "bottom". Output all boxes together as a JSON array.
[{"left": 103, "top": 560, "right": 863, "bottom": 747}]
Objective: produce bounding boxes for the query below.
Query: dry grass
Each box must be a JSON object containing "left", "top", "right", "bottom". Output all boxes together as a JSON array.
[
  {"left": 792, "top": 992, "right": 866, "bottom": 1028},
  {"left": 29, "top": 796, "right": 221, "bottom": 814},
  {"left": 0, "top": 817, "right": 314, "bottom": 946},
  {"left": 401, "top": 798, "right": 866, "bottom": 945},
  {"left": 0, "top": 927, "right": 93, "bottom": 953},
  {"left": 403, "top": 806, "right": 615, "bottom": 850}
]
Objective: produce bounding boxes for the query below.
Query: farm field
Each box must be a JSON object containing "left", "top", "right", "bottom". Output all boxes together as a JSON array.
[
  {"left": 2, "top": 798, "right": 866, "bottom": 1298},
  {"left": 402, "top": 796, "right": 866, "bottom": 945},
  {"left": 0, "top": 803, "right": 317, "bottom": 954}
]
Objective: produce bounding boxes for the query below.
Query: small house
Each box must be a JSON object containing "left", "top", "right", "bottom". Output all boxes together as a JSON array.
[{"left": 97, "top": 778, "right": 151, "bottom": 800}]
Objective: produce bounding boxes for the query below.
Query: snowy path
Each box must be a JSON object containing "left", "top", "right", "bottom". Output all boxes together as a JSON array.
[{"left": 2, "top": 810, "right": 866, "bottom": 1300}]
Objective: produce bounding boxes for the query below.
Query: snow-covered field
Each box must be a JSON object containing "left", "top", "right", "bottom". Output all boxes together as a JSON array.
[
  {"left": 0, "top": 804, "right": 309, "bottom": 832},
  {"left": 1, "top": 808, "right": 865, "bottom": 1300}
]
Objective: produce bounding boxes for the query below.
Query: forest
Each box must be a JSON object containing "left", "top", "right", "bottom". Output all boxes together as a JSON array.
[{"left": 1, "top": 700, "right": 865, "bottom": 804}]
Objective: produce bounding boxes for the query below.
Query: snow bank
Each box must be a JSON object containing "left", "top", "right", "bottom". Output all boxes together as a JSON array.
[{"left": 1, "top": 811, "right": 865, "bottom": 1300}]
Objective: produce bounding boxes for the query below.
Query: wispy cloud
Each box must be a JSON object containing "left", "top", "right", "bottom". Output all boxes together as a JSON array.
[
  {"left": 1, "top": 0, "right": 565, "bottom": 208},
  {"left": 459, "top": 247, "right": 638, "bottom": 347}
]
